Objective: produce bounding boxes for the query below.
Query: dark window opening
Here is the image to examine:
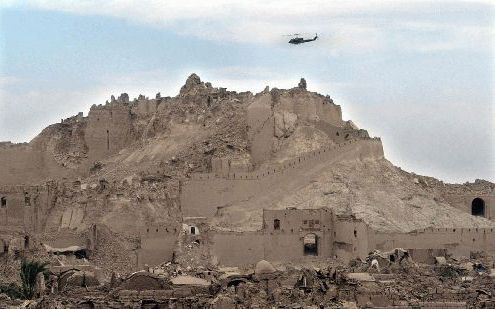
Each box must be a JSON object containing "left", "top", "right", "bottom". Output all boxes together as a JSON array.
[
  {"left": 336, "top": 132, "right": 340, "bottom": 136},
  {"left": 106, "top": 130, "right": 110, "bottom": 150},
  {"left": 354, "top": 230, "right": 357, "bottom": 237},
  {"left": 1, "top": 197, "right": 6, "bottom": 208},
  {"left": 74, "top": 249, "right": 89, "bottom": 259},
  {"left": 303, "top": 233, "right": 318, "bottom": 256},
  {"left": 190, "top": 226, "right": 199, "bottom": 235},
  {"left": 389, "top": 254, "right": 396, "bottom": 262},
  {"left": 303, "top": 220, "right": 307, "bottom": 225},
  {"left": 24, "top": 196, "right": 31, "bottom": 206},
  {"left": 274, "top": 219, "right": 280, "bottom": 230},
  {"left": 24, "top": 236, "right": 30, "bottom": 249},
  {"left": 471, "top": 198, "right": 485, "bottom": 217}
]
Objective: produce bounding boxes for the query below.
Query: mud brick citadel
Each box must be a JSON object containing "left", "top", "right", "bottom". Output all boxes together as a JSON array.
[{"left": 1, "top": 74, "right": 494, "bottom": 308}]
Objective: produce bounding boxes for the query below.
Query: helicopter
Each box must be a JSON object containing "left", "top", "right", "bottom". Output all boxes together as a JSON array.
[{"left": 286, "top": 33, "right": 318, "bottom": 45}]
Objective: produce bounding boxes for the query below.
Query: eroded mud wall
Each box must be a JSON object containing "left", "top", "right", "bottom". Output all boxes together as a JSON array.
[
  {"left": 370, "top": 227, "right": 495, "bottom": 257},
  {"left": 85, "top": 104, "right": 133, "bottom": 163},
  {"left": 0, "top": 144, "right": 72, "bottom": 185},
  {"left": 181, "top": 139, "right": 384, "bottom": 218},
  {"left": 210, "top": 231, "right": 264, "bottom": 266},
  {"left": 0, "top": 184, "right": 51, "bottom": 233},
  {"left": 138, "top": 225, "right": 178, "bottom": 268}
]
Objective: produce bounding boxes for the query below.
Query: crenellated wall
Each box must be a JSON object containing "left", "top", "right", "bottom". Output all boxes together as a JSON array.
[
  {"left": 370, "top": 227, "right": 495, "bottom": 257},
  {"left": 209, "top": 208, "right": 495, "bottom": 266},
  {"left": 209, "top": 209, "right": 333, "bottom": 266},
  {"left": 182, "top": 138, "right": 384, "bottom": 217}
]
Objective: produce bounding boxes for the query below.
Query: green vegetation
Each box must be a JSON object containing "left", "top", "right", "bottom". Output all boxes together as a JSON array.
[{"left": 20, "top": 259, "right": 49, "bottom": 299}]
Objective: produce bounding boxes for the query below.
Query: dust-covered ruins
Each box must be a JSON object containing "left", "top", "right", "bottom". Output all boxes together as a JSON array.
[{"left": 0, "top": 74, "right": 494, "bottom": 308}]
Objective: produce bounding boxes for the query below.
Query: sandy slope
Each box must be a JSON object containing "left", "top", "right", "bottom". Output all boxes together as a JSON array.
[{"left": 211, "top": 145, "right": 495, "bottom": 233}]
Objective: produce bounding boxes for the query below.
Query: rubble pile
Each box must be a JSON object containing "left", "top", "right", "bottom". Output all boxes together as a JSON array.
[{"left": 2, "top": 251, "right": 495, "bottom": 308}]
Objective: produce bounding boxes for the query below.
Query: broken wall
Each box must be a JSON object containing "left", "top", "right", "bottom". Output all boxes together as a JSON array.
[
  {"left": 247, "top": 93, "right": 274, "bottom": 165},
  {"left": 131, "top": 99, "right": 161, "bottom": 117},
  {"left": 276, "top": 90, "right": 343, "bottom": 126},
  {"left": 85, "top": 103, "right": 134, "bottom": 163},
  {"left": 334, "top": 216, "right": 370, "bottom": 261},
  {"left": 137, "top": 225, "right": 179, "bottom": 268},
  {"left": 0, "top": 184, "right": 50, "bottom": 233}
]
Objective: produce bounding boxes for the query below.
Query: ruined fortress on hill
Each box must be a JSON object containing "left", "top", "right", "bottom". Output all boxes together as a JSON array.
[{"left": 1, "top": 73, "right": 494, "bottom": 275}]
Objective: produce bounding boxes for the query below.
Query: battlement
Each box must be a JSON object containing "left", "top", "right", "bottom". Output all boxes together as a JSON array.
[
  {"left": 182, "top": 138, "right": 384, "bottom": 218},
  {"left": 89, "top": 101, "right": 132, "bottom": 113},
  {"left": 191, "top": 138, "right": 382, "bottom": 181},
  {"left": 61, "top": 112, "right": 86, "bottom": 124},
  {"left": 406, "top": 226, "right": 495, "bottom": 234},
  {"left": 0, "top": 141, "right": 30, "bottom": 149},
  {"left": 141, "top": 224, "right": 180, "bottom": 238},
  {"left": 0, "top": 184, "right": 47, "bottom": 193}
]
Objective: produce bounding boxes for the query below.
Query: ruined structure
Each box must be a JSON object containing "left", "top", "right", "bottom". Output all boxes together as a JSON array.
[{"left": 0, "top": 74, "right": 494, "bottom": 307}]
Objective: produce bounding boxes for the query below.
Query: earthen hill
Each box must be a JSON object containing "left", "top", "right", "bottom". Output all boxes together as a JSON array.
[{"left": 0, "top": 74, "right": 494, "bottom": 306}]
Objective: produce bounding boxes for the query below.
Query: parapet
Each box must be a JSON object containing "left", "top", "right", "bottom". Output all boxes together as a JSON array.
[
  {"left": 0, "top": 184, "right": 47, "bottom": 193},
  {"left": 0, "top": 141, "right": 31, "bottom": 150},
  {"left": 190, "top": 138, "right": 382, "bottom": 181}
]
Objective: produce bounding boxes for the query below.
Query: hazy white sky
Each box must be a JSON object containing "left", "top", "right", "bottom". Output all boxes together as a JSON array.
[{"left": 0, "top": 0, "right": 494, "bottom": 183}]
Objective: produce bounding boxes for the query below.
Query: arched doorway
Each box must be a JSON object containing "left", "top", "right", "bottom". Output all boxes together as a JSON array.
[
  {"left": 303, "top": 233, "right": 318, "bottom": 256},
  {"left": 471, "top": 198, "right": 485, "bottom": 217}
]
